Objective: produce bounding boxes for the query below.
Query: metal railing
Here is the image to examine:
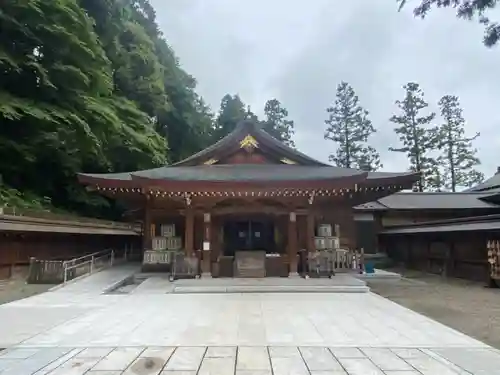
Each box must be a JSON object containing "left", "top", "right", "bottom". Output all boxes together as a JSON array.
[{"left": 62, "top": 249, "right": 115, "bottom": 284}]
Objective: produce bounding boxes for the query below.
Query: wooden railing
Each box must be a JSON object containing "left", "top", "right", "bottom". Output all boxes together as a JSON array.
[{"left": 27, "top": 248, "right": 127, "bottom": 284}]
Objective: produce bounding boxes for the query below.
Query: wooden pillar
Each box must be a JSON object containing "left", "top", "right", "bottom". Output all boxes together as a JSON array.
[
  {"left": 306, "top": 211, "right": 315, "bottom": 253},
  {"left": 288, "top": 212, "right": 298, "bottom": 276},
  {"left": 142, "top": 195, "right": 152, "bottom": 252},
  {"left": 201, "top": 212, "right": 212, "bottom": 277},
  {"left": 184, "top": 208, "right": 194, "bottom": 256}
]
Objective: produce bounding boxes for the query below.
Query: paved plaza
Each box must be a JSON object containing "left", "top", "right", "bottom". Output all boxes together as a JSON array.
[{"left": 0, "top": 266, "right": 500, "bottom": 374}]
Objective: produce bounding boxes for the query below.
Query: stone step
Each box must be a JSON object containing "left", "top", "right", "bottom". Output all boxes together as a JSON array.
[
  {"left": 236, "top": 270, "right": 266, "bottom": 278},
  {"left": 171, "top": 285, "right": 369, "bottom": 294}
]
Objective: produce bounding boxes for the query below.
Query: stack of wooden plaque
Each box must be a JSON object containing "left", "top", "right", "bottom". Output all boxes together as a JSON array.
[
  {"left": 314, "top": 224, "right": 340, "bottom": 251},
  {"left": 151, "top": 223, "right": 182, "bottom": 251}
]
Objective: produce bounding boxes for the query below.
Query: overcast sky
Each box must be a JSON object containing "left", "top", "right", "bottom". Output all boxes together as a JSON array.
[{"left": 150, "top": 0, "right": 500, "bottom": 176}]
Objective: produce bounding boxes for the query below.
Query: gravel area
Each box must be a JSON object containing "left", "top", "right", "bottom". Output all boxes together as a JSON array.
[
  {"left": 0, "top": 278, "right": 54, "bottom": 306},
  {"left": 369, "top": 269, "right": 500, "bottom": 349}
]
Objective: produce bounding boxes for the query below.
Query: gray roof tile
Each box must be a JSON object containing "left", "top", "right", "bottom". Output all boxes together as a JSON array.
[
  {"left": 466, "top": 170, "right": 500, "bottom": 192},
  {"left": 354, "top": 191, "right": 499, "bottom": 210},
  {"left": 80, "top": 165, "right": 420, "bottom": 183}
]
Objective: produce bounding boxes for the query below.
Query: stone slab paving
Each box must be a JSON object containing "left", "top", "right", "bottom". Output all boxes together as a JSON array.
[
  {"left": 1, "top": 345, "right": 500, "bottom": 374},
  {"left": 1, "top": 268, "right": 500, "bottom": 373},
  {"left": 1, "top": 292, "right": 490, "bottom": 348}
]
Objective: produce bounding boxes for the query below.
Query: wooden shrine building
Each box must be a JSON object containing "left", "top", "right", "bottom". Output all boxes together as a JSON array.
[{"left": 78, "top": 120, "right": 419, "bottom": 277}]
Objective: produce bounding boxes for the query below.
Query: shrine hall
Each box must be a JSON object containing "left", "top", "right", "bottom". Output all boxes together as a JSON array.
[{"left": 78, "top": 120, "right": 419, "bottom": 277}]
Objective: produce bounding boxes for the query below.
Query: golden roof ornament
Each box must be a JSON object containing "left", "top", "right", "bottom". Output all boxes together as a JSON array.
[{"left": 239, "top": 134, "right": 258, "bottom": 151}]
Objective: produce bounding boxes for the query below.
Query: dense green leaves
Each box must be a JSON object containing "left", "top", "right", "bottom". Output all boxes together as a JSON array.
[
  {"left": 212, "top": 94, "right": 298, "bottom": 148},
  {"left": 324, "top": 82, "right": 381, "bottom": 171},
  {"left": 262, "top": 99, "right": 296, "bottom": 148},
  {"left": 213, "top": 94, "right": 247, "bottom": 141},
  {"left": 0, "top": 0, "right": 212, "bottom": 217}
]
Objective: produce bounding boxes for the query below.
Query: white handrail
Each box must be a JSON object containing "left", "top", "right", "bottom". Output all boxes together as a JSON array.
[{"left": 62, "top": 249, "right": 116, "bottom": 284}]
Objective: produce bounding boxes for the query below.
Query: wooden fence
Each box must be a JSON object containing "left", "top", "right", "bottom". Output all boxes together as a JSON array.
[
  {"left": 142, "top": 250, "right": 199, "bottom": 278},
  {"left": 307, "top": 248, "right": 365, "bottom": 277},
  {"left": 27, "top": 258, "right": 67, "bottom": 284},
  {"left": 27, "top": 248, "right": 121, "bottom": 284},
  {"left": 382, "top": 234, "right": 490, "bottom": 282}
]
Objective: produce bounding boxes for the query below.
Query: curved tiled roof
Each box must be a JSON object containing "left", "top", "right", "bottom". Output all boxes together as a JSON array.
[
  {"left": 81, "top": 165, "right": 363, "bottom": 182},
  {"left": 78, "top": 120, "right": 419, "bottom": 188},
  {"left": 79, "top": 165, "right": 421, "bottom": 184}
]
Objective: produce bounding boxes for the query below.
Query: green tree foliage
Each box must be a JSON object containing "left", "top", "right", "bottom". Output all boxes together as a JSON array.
[
  {"left": 0, "top": 0, "right": 212, "bottom": 217},
  {"left": 398, "top": 0, "right": 500, "bottom": 46},
  {"left": 213, "top": 94, "right": 247, "bottom": 140},
  {"left": 435, "top": 95, "right": 484, "bottom": 191},
  {"left": 324, "top": 82, "right": 382, "bottom": 171},
  {"left": 262, "top": 99, "right": 296, "bottom": 148},
  {"left": 389, "top": 82, "right": 437, "bottom": 192}
]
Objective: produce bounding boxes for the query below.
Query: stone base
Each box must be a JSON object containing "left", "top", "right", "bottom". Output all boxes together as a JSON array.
[
  {"left": 288, "top": 272, "right": 300, "bottom": 278},
  {"left": 201, "top": 272, "right": 212, "bottom": 278},
  {"left": 170, "top": 276, "right": 369, "bottom": 294}
]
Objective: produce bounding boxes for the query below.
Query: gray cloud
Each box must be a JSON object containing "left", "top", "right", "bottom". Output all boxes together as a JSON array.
[{"left": 151, "top": 0, "right": 500, "bottom": 176}]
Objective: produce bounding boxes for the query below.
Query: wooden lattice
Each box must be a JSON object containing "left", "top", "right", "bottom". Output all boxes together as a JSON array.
[{"left": 487, "top": 240, "right": 500, "bottom": 280}]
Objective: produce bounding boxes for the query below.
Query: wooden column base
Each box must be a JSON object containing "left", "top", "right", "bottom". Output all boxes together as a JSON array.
[
  {"left": 289, "top": 256, "right": 299, "bottom": 277},
  {"left": 201, "top": 250, "right": 211, "bottom": 277}
]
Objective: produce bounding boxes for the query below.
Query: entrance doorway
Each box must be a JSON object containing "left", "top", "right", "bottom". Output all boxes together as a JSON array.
[{"left": 223, "top": 217, "right": 275, "bottom": 256}]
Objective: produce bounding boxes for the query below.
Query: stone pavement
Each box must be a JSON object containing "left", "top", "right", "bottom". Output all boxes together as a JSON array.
[
  {"left": 1, "top": 345, "right": 500, "bottom": 374},
  {"left": 1, "top": 267, "right": 500, "bottom": 374},
  {"left": 4, "top": 293, "right": 485, "bottom": 348}
]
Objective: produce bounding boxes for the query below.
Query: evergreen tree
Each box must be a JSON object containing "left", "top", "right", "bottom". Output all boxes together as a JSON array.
[
  {"left": 0, "top": 0, "right": 213, "bottom": 217},
  {"left": 262, "top": 99, "right": 296, "bottom": 148},
  {"left": 436, "top": 95, "right": 484, "bottom": 191},
  {"left": 245, "top": 105, "right": 259, "bottom": 122},
  {"left": 389, "top": 82, "right": 437, "bottom": 192},
  {"left": 324, "top": 82, "right": 381, "bottom": 171},
  {"left": 398, "top": 0, "right": 500, "bottom": 47},
  {"left": 213, "top": 94, "right": 247, "bottom": 140}
]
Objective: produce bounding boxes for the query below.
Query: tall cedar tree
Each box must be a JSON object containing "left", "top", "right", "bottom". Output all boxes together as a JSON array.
[
  {"left": 213, "top": 94, "right": 247, "bottom": 141},
  {"left": 262, "top": 99, "right": 296, "bottom": 148},
  {"left": 398, "top": 0, "right": 500, "bottom": 46},
  {"left": 389, "top": 82, "right": 437, "bottom": 192},
  {"left": 436, "top": 95, "right": 484, "bottom": 191},
  {"left": 324, "top": 82, "right": 381, "bottom": 171}
]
